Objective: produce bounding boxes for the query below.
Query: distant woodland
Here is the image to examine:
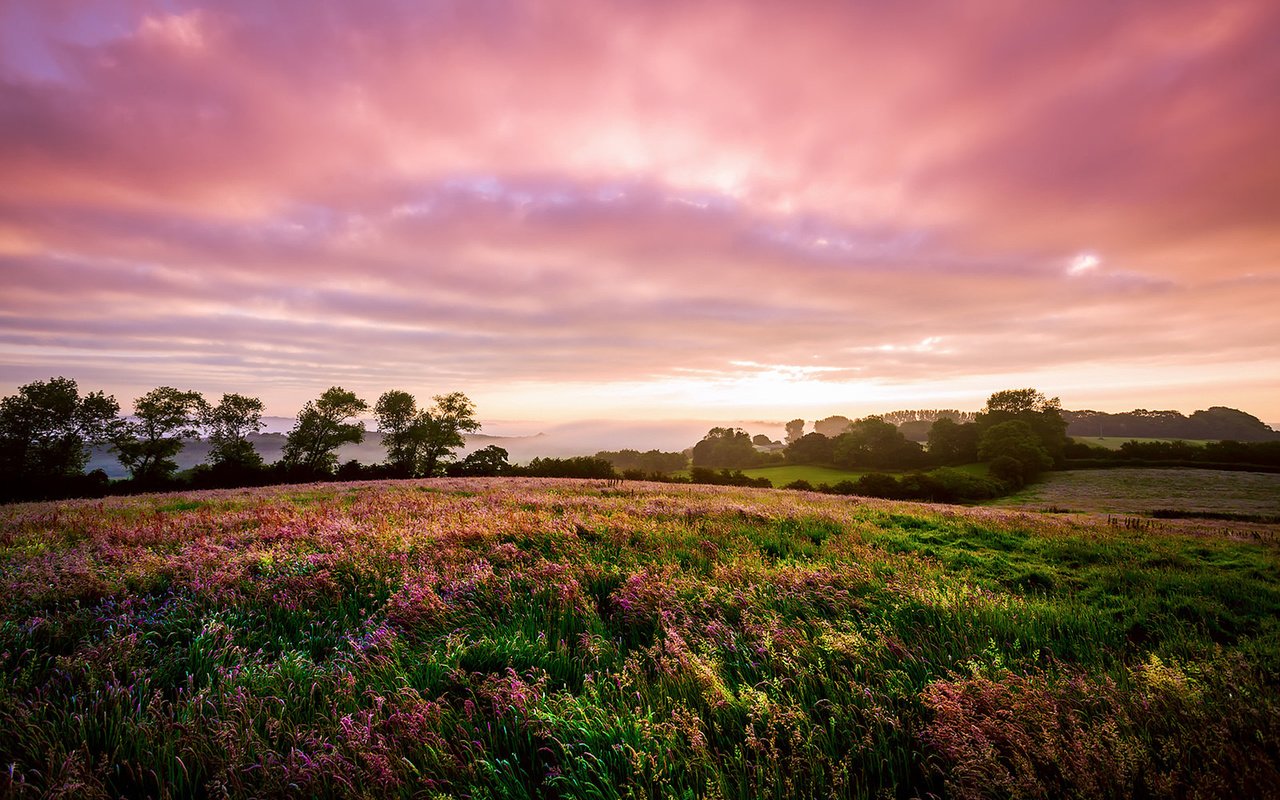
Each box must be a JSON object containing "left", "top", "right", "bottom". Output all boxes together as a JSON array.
[{"left": 1062, "top": 407, "right": 1280, "bottom": 441}]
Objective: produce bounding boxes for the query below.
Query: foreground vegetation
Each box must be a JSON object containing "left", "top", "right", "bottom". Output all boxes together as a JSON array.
[{"left": 2, "top": 479, "right": 1277, "bottom": 798}]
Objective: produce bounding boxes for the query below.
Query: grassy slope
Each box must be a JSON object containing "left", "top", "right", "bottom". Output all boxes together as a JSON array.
[{"left": 0, "top": 479, "right": 1277, "bottom": 798}]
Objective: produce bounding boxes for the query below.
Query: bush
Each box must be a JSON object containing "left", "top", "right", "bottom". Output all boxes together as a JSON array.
[
  {"left": 855, "top": 473, "right": 902, "bottom": 498},
  {"left": 989, "top": 455, "right": 1027, "bottom": 488},
  {"left": 928, "top": 467, "right": 1007, "bottom": 501}
]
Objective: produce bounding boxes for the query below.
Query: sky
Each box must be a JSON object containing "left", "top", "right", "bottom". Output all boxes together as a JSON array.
[{"left": 2, "top": 0, "right": 1279, "bottom": 427}]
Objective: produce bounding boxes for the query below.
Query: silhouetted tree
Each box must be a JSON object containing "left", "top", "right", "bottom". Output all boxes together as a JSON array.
[
  {"left": 374, "top": 389, "right": 419, "bottom": 475},
  {"left": 928, "top": 417, "right": 980, "bottom": 465},
  {"left": 281, "top": 387, "right": 368, "bottom": 474},
  {"left": 833, "top": 417, "right": 923, "bottom": 469},
  {"left": 519, "top": 456, "right": 617, "bottom": 479},
  {"left": 0, "top": 377, "right": 119, "bottom": 499},
  {"left": 595, "top": 449, "right": 687, "bottom": 474},
  {"left": 691, "top": 427, "right": 760, "bottom": 469},
  {"left": 450, "top": 444, "right": 510, "bottom": 476},
  {"left": 976, "top": 388, "right": 1067, "bottom": 464},
  {"left": 814, "top": 415, "right": 854, "bottom": 438},
  {"left": 784, "top": 419, "right": 806, "bottom": 445},
  {"left": 785, "top": 432, "right": 835, "bottom": 464},
  {"left": 203, "top": 393, "right": 265, "bottom": 469},
  {"left": 419, "top": 392, "right": 481, "bottom": 477},
  {"left": 374, "top": 390, "right": 479, "bottom": 477},
  {"left": 113, "top": 387, "right": 208, "bottom": 484},
  {"left": 978, "top": 420, "right": 1053, "bottom": 484}
]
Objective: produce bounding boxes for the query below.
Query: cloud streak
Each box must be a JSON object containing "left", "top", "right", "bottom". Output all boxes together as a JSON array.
[{"left": 2, "top": 0, "right": 1278, "bottom": 421}]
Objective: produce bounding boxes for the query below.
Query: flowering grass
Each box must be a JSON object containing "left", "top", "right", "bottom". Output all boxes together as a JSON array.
[{"left": 0, "top": 478, "right": 1277, "bottom": 798}]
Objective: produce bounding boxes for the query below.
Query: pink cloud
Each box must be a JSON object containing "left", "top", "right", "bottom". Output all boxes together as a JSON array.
[{"left": 1, "top": 0, "right": 1278, "bottom": 419}]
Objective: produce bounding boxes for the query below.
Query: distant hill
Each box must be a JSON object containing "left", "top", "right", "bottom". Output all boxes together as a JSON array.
[{"left": 1063, "top": 407, "right": 1280, "bottom": 442}]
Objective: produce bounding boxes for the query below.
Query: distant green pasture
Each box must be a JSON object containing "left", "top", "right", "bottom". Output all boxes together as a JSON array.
[
  {"left": 738, "top": 462, "right": 991, "bottom": 486},
  {"left": 1070, "top": 436, "right": 1208, "bottom": 451},
  {"left": 739, "top": 464, "right": 868, "bottom": 485}
]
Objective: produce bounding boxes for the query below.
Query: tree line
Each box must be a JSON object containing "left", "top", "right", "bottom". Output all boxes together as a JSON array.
[
  {"left": 691, "top": 389, "right": 1069, "bottom": 489},
  {"left": 1063, "top": 406, "right": 1279, "bottom": 442},
  {"left": 0, "top": 378, "right": 484, "bottom": 502}
]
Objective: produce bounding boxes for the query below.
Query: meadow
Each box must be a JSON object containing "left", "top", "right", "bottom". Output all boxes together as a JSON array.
[
  {"left": 1, "top": 478, "right": 1277, "bottom": 798},
  {"left": 1066, "top": 437, "right": 1206, "bottom": 451},
  {"left": 995, "top": 467, "right": 1280, "bottom": 517},
  {"left": 738, "top": 464, "right": 872, "bottom": 485}
]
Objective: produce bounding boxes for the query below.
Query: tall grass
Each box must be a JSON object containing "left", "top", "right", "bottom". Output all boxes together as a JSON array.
[{"left": 0, "top": 478, "right": 1276, "bottom": 797}]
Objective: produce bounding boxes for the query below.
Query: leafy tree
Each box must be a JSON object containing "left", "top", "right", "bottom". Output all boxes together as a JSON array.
[
  {"left": 374, "top": 390, "right": 420, "bottom": 474},
  {"left": 0, "top": 377, "right": 120, "bottom": 494},
  {"left": 928, "top": 417, "right": 980, "bottom": 465},
  {"left": 281, "top": 387, "right": 368, "bottom": 474},
  {"left": 519, "top": 456, "right": 617, "bottom": 479},
  {"left": 833, "top": 417, "right": 924, "bottom": 469},
  {"left": 374, "top": 390, "right": 480, "bottom": 477},
  {"left": 978, "top": 420, "right": 1053, "bottom": 484},
  {"left": 897, "top": 419, "right": 934, "bottom": 443},
  {"left": 418, "top": 392, "right": 481, "bottom": 477},
  {"left": 751, "top": 434, "right": 773, "bottom": 446},
  {"left": 988, "top": 455, "right": 1029, "bottom": 488},
  {"left": 449, "top": 445, "right": 510, "bottom": 477},
  {"left": 784, "top": 419, "right": 806, "bottom": 445},
  {"left": 691, "top": 427, "right": 760, "bottom": 470},
  {"left": 113, "top": 387, "right": 209, "bottom": 483},
  {"left": 203, "top": 393, "right": 265, "bottom": 469},
  {"left": 854, "top": 472, "right": 902, "bottom": 498},
  {"left": 813, "top": 415, "right": 854, "bottom": 438},
  {"left": 785, "top": 432, "right": 835, "bottom": 464},
  {"left": 984, "top": 388, "right": 1061, "bottom": 415},
  {"left": 977, "top": 388, "right": 1068, "bottom": 464}
]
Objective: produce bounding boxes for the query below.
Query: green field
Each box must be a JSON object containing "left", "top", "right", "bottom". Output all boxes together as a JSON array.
[
  {"left": 740, "top": 462, "right": 991, "bottom": 486},
  {"left": 994, "top": 467, "right": 1280, "bottom": 516},
  {"left": 1070, "top": 436, "right": 1207, "bottom": 451},
  {"left": 739, "top": 464, "right": 870, "bottom": 484},
  {"left": 1, "top": 478, "right": 1276, "bottom": 798}
]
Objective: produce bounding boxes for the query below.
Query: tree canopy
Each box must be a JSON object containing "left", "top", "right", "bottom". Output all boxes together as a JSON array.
[
  {"left": 784, "top": 419, "right": 805, "bottom": 445},
  {"left": 204, "top": 393, "right": 265, "bottom": 469},
  {"left": 374, "top": 390, "right": 480, "bottom": 477},
  {"left": 785, "top": 432, "right": 836, "bottom": 465},
  {"left": 813, "top": 415, "right": 854, "bottom": 438},
  {"left": 978, "top": 419, "right": 1053, "bottom": 486},
  {"left": 927, "top": 417, "right": 980, "bottom": 465},
  {"left": 691, "top": 427, "right": 760, "bottom": 470},
  {"left": 0, "top": 377, "right": 119, "bottom": 494},
  {"left": 113, "top": 387, "right": 209, "bottom": 484},
  {"left": 832, "top": 418, "right": 923, "bottom": 469},
  {"left": 281, "top": 387, "right": 369, "bottom": 474},
  {"left": 977, "top": 388, "right": 1068, "bottom": 464}
]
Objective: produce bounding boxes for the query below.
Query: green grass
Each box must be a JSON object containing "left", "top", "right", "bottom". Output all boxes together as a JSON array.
[
  {"left": 995, "top": 467, "right": 1280, "bottom": 516},
  {"left": 1071, "top": 436, "right": 1208, "bottom": 451},
  {"left": 739, "top": 464, "right": 872, "bottom": 484},
  {"left": 0, "top": 479, "right": 1276, "bottom": 798},
  {"left": 739, "top": 462, "right": 990, "bottom": 486}
]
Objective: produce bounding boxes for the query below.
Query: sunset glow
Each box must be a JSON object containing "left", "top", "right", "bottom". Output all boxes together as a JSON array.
[{"left": 2, "top": 1, "right": 1278, "bottom": 422}]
